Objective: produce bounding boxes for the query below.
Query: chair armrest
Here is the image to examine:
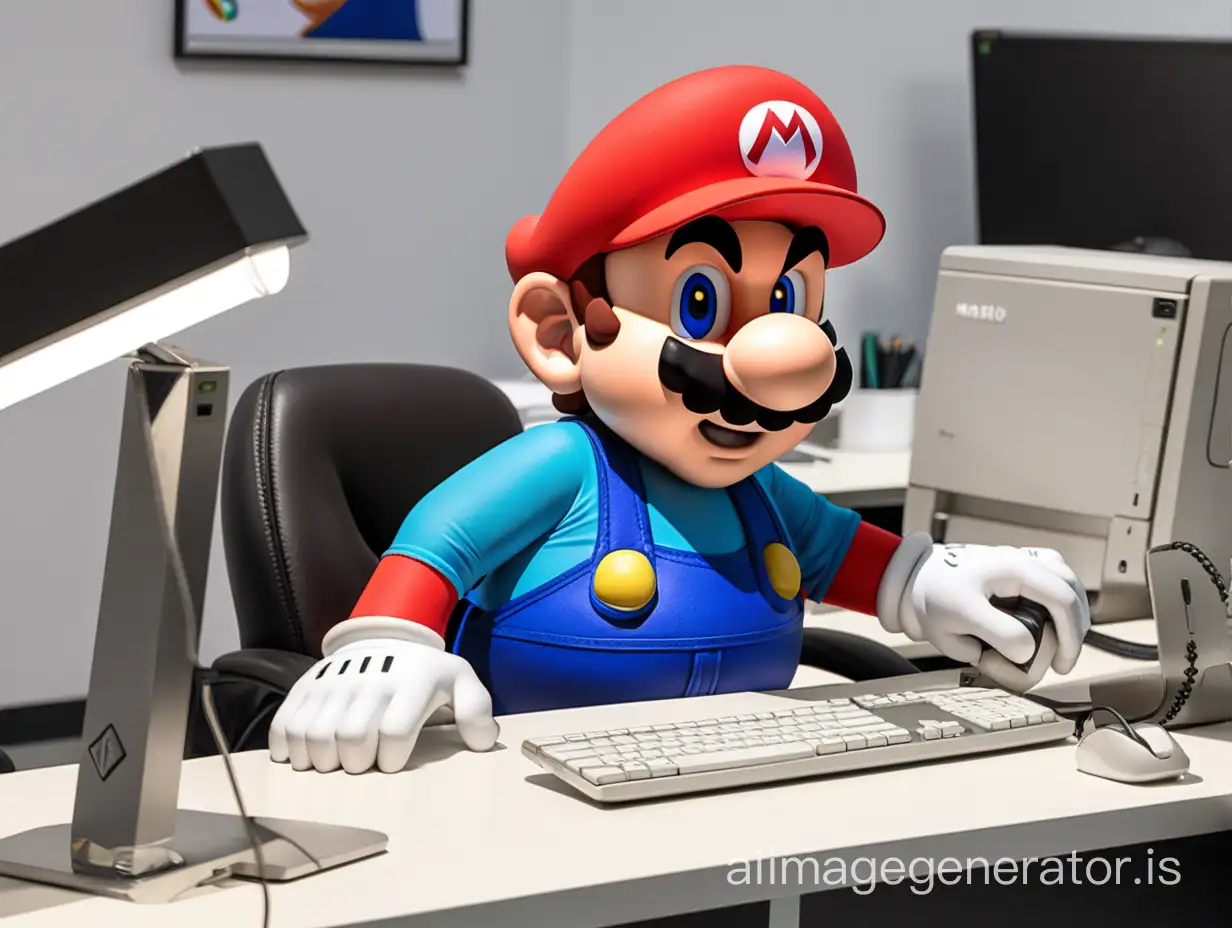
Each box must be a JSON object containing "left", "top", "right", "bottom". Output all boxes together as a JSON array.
[
  {"left": 800, "top": 626, "right": 919, "bottom": 681},
  {"left": 209, "top": 649, "right": 317, "bottom": 694}
]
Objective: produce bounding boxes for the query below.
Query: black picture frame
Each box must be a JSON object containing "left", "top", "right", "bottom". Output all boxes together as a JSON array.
[{"left": 175, "top": 0, "right": 469, "bottom": 67}]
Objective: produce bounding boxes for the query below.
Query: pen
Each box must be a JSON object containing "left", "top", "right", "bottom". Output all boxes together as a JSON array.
[
  {"left": 893, "top": 344, "right": 916, "bottom": 388},
  {"left": 862, "top": 332, "right": 879, "bottom": 389},
  {"left": 883, "top": 337, "right": 903, "bottom": 390}
]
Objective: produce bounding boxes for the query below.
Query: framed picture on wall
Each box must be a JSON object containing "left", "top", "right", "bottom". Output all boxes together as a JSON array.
[{"left": 175, "top": 0, "right": 469, "bottom": 66}]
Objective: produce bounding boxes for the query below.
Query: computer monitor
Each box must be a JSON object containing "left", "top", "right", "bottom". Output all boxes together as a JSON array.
[{"left": 971, "top": 32, "right": 1232, "bottom": 260}]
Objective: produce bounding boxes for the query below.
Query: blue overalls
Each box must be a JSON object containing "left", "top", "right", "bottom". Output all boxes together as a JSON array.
[{"left": 451, "top": 419, "right": 805, "bottom": 715}]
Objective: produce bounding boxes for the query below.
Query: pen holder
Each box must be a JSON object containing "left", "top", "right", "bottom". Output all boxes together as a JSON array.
[{"left": 837, "top": 388, "right": 917, "bottom": 452}]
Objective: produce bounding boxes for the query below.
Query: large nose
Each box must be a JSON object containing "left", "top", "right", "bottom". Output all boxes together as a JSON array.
[{"left": 723, "top": 314, "right": 836, "bottom": 412}]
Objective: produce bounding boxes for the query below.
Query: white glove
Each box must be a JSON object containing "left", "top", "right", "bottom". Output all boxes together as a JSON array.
[
  {"left": 268, "top": 616, "right": 499, "bottom": 774},
  {"left": 877, "top": 534, "right": 1091, "bottom": 691}
]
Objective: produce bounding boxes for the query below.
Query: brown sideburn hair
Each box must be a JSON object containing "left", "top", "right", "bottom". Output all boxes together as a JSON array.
[{"left": 551, "top": 253, "right": 620, "bottom": 414}]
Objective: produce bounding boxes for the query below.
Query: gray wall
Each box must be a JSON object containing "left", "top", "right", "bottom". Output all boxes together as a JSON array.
[
  {"left": 3, "top": 0, "right": 1232, "bottom": 710},
  {"left": 0, "top": 0, "right": 567, "bottom": 708},
  {"left": 565, "top": 0, "right": 1232, "bottom": 349}
]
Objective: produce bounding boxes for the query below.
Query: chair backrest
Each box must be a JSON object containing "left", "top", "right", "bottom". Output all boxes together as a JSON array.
[{"left": 221, "top": 363, "right": 522, "bottom": 656}]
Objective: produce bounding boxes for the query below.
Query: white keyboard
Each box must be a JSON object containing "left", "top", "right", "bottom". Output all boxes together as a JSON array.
[{"left": 521, "top": 671, "right": 1074, "bottom": 802}]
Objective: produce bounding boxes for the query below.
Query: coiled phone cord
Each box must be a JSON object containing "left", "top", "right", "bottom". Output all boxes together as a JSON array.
[{"left": 1027, "top": 541, "right": 1220, "bottom": 744}]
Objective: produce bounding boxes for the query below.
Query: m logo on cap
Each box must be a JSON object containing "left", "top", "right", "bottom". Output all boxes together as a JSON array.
[{"left": 739, "top": 101, "right": 824, "bottom": 180}]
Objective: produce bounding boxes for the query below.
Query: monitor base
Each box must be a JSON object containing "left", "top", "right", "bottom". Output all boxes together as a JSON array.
[{"left": 0, "top": 809, "right": 387, "bottom": 904}]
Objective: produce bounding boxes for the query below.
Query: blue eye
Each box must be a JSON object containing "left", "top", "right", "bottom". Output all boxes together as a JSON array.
[
  {"left": 670, "top": 266, "right": 730, "bottom": 340},
  {"left": 769, "top": 270, "right": 807, "bottom": 314}
]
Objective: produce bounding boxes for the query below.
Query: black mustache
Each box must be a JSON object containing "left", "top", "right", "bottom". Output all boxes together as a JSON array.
[{"left": 657, "top": 320, "right": 853, "bottom": 432}]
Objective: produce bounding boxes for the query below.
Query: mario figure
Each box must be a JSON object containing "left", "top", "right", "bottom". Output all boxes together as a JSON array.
[{"left": 269, "top": 66, "right": 1091, "bottom": 775}]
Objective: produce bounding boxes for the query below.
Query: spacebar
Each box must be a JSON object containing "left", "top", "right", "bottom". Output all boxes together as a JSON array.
[{"left": 669, "top": 743, "right": 815, "bottom": 774}]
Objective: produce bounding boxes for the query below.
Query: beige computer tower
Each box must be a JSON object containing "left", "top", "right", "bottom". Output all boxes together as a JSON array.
[{"left": 904, "top": 245, "right": 1232, "bottom": 621}]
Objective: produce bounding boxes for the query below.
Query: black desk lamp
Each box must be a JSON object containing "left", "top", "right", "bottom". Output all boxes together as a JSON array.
[{"left": 0, "top": 145, "right": 386, "bottom": 902}]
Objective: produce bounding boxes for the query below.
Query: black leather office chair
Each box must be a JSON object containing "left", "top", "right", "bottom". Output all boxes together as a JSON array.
[{"left": 193, "top": 363, "right": 916, "bottom": 757}]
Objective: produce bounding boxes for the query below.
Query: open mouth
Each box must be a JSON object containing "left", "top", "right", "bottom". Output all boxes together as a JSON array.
[{"left": 698, "top": 421, "right": 762, "bottom": 450}]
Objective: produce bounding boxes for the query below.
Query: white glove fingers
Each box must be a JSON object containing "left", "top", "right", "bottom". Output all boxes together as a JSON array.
[
  {"left": 977, "top": 623, "right": 1057, "bottom": 693},
  {"left": 304, "top": 688, "right": 354, "bottom": 773},
  {"left": 994, "top": 561, "right": 1089, "bottom": 672},
  {"left": 925, "top": 625, "right": 984, "bottom": 664},
  {"left": 375, "top": 679, "right": 442, "bottom": 774},
  {"left": 451, "top": 668, "right": 499, "bottom": 752},
  {"left": 947, "top": 599, "right": 1039, "bottom": 664},
  {"left": 1030, "top": 557, "right": 1091, "bottom": 674},
  {"left": 268, "top": 681, "right": 309, "bottom": 763},
  {"left": 1024, "top": 547, "right": 1081, "bottom": 585},
  {"left": 283, "top": 688, "right": 327, "bottom": 771},
  {"left": 336, "top": 687, "right": 395, "bottom": 775}
]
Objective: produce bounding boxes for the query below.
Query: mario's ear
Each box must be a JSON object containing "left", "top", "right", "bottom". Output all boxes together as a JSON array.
[{"left": 508, "top": 272, "right": 582, "bottom": 396}]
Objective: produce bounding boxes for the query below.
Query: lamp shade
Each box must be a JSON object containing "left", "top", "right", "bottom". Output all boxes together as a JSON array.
[{"left": 0, "top": 143, "right": 306, "bottom": 410}]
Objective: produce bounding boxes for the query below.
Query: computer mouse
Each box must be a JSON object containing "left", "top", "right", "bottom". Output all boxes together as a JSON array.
[
  {"left": 976, "top": 597, "right": 1056, "bottom": 692},
  {"left": 1076, "top": 722, "right": 1190, "bottom": 784}
]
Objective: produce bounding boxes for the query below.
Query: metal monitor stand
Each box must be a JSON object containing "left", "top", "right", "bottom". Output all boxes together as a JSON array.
[{"left": 0, "top": 345, "right": 386, "bottom": 903}]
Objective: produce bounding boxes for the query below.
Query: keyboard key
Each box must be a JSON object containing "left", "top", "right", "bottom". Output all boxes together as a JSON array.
[
  {"left": 565, "top": 756, "right": 605, "bottom": 772},
  {"left": 815, "top": 737, "right": 846, "bottom": 755},
  {"left": 669, "top": 742, "right": 814, "bottom": 774},
  {"left": 621, "top": 762, "right": 651, "bottom": 780},
  {"left": 582, "top": 766, "right": 627, "bottom": 785},
  {"left": 525, "top": 737, "right": 565, "bottom": 753},
  {"left": 645, "top": 758, "right": 679, "bottom": 777}
]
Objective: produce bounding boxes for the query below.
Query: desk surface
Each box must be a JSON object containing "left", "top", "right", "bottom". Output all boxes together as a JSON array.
[
  {"left": 4, "top": 622, "right": 1232, "bottom": 928},
  {"left": 778, "top": 447, "right": 910, "bottom": 506}
]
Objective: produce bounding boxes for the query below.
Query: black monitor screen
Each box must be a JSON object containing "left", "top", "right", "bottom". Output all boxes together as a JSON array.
[{"left": 972, "top": 32, "right": 1232, "bottom": 260}]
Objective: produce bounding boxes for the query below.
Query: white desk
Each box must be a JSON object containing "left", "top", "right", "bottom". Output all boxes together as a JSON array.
[
  {"left": 4, "top": 622, "right": 1232, "bottom": 928},
  {"left": 778, "top": 448, "right": 910, "bottom": 509}
]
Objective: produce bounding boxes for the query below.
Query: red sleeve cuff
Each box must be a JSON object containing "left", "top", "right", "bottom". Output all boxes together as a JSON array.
[
  {"left": 349, "top": 555, "right": 458, "bottom": 638},
  {"left": 823, "top": 522, "right": 902, "bottom": 616}
]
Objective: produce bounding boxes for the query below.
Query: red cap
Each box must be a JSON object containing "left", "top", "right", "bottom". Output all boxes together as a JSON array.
[{"left": 506, "top": 65, "right": 885, "bottom": 282}]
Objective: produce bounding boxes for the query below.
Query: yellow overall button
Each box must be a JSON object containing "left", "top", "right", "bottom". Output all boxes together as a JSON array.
[
  {"left": 593, "top": 549, "right": 656, "bottom": 611},
  {"left": 763, "top": 543, "right": 801, "bottom": 600}
]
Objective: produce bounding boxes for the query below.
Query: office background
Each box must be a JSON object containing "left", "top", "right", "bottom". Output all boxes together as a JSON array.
[{"left": 0, "top": 0, "right": 1229, "bottom": 716}]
